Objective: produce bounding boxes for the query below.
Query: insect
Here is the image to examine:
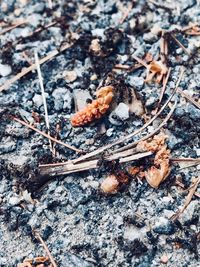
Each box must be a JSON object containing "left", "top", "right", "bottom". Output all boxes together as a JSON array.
[{"left": 71, "top": 85, "right": 114, "bottom": 127}]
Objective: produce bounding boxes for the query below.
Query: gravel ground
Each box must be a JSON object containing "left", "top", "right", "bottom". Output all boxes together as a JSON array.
[{"left": 0, "top": 0, "right": 200, "bottom": 266}]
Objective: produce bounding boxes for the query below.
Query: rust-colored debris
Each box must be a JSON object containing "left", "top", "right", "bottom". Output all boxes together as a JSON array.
[
  {"left": 17, "top": 256, "right": 50, "bottom": 267},
  {"left": 71, "top": 85, "right": 114, "bottom": 127}
]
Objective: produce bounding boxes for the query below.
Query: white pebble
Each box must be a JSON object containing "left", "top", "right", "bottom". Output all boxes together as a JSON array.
[
  {"left": 115, "top": 103, "right": 129, "bottom": 120},
  {"left": 0, "top": 64, "right": 12, "bottom": 77}
]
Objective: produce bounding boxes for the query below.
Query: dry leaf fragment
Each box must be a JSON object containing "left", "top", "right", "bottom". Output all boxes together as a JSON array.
[
  {"left": 154, "top": 146, "right": 170, "bottom": 165},
  {"left": 71, "top": 85, "right": 114, "bottom": 127},
  {"left": 146, "top": 60, "right": 168, "bottom": 84},
  {"left": 145, "top": 160, "right": 170, "bottom": 188},
  {"left": 128, "top": 166, "right": 141, "bottom": 176},
  {"left": 136, "top": 133, "right": 171, "bottom": 188}
]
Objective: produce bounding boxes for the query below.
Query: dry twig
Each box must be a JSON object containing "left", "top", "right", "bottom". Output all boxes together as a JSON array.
[{"left": 39, "top": 151, "right": 152, "bottom": 177}]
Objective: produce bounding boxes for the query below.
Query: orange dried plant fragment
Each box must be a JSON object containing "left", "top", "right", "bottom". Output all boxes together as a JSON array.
[
  {"left": 145, "top": 160, "right": 170, "bottom": 188},
  {"left": 71, "top": 85, "right": 114, "bottom": 127},
  {"left": 137, "top": 133, "right": 171, "bottom": 188},
  {"left": 146, "top": 60, "right": 168, "bottom": 84}
]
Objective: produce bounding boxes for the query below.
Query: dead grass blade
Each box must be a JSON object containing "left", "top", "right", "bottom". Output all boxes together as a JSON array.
[
  {"left": 171, "top": 177, "right": 200, "bottom": 221},
  {"left": 34, "top": 232, "right": 57, "bottom": 267},
  {"left": 12, "top": 116, "right": 82, "bottom": 153},
  {"left": 34, "top": 50, "right": 53, "bottom": 154}
]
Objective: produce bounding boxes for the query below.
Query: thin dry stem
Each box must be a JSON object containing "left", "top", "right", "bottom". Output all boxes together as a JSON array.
[
  {"left": 132, "top": 54, "right": 149, "bottom": 68},
  {"left": 171, "top": 177, "right": 200, "bottom": 221},
  {"left": 170, "top": 157, "right": 200, "bottom": 162},
  {"left": 12, "top": 117, "right": 82, "bottom": 153},
  {"left": 0, "top": 20, "right": 27, "bottom": 35},
  {"left": 34, "top": 232, "right": 57, "bottom": 267},
  {"left": 177, "top": 88, "right": 200, "bottom": 109},
  {"left": 170, "top": 34, "right": 191, "bottom": 55},
  {"left": 34, "top": 50, "right": 53, "bottom": 154},
  {"left": 114, "top": 100, "right": 177, "bottom": 153},
  {"left": 0, "top": 43, "right": 71, "bottom": 92},
  {"left": 175, "top": 180, "right": 200, "bottom": 198},
  {"left": 156, "top": 67, "right": 171, "bottom": 111}
]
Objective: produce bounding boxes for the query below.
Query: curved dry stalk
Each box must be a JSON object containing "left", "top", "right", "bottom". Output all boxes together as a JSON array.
[
  {"left": 12, "top": 117, "right": 82, "bottom": 153},
  {"left": 113, "top": 100, "right": 177, "bottom": 153}
]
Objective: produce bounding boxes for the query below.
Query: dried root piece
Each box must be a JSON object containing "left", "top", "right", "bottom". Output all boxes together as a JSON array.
[
  {"left": 71, "top": 85, "right": 114, "bottom": 127},
  {"left": 146, "top": 60, "right": 168, "bottom": 84},
  {"left": 101, "top": 171, "right": 129, "bottom": 193}
]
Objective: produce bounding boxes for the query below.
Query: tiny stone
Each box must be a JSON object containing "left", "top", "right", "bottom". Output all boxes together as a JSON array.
[
  {"left": 90, "top": 74, "right": 97, "bottom": 81},
  {"left": 106, "top": 128, "right": 113, "bottom": 137},
  {"left": 145, "top": 95, "right": 158, "bottom": 108},
  {"left": 33, "top": 94, "right": 43, "bottom": 107},
  {"left": 8, "top": 196, "right": 21, "bottom": 206},
  {"left": 114, "top": 103, "right": 129, "bottom": 120},
  {"left": 64, "top": 70, "right": 77, "bottom": 82},
  {"left": 160, "top": 254, "right": 168, "bottom": 264},
  {"left": 129, "top": 76, "right": 144, "bottom": 89},
  {"left": 0, "top": 64, "right": 12, "bottom": 77},
  {"left": 176, "top": 48, "right": 183, "bottom": 55},
  {"left": 151, "top": 24, "right": 162, "bottom": 35},
  {"left": 153, "top": 217, "right": 175, "bottom": 235}
]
